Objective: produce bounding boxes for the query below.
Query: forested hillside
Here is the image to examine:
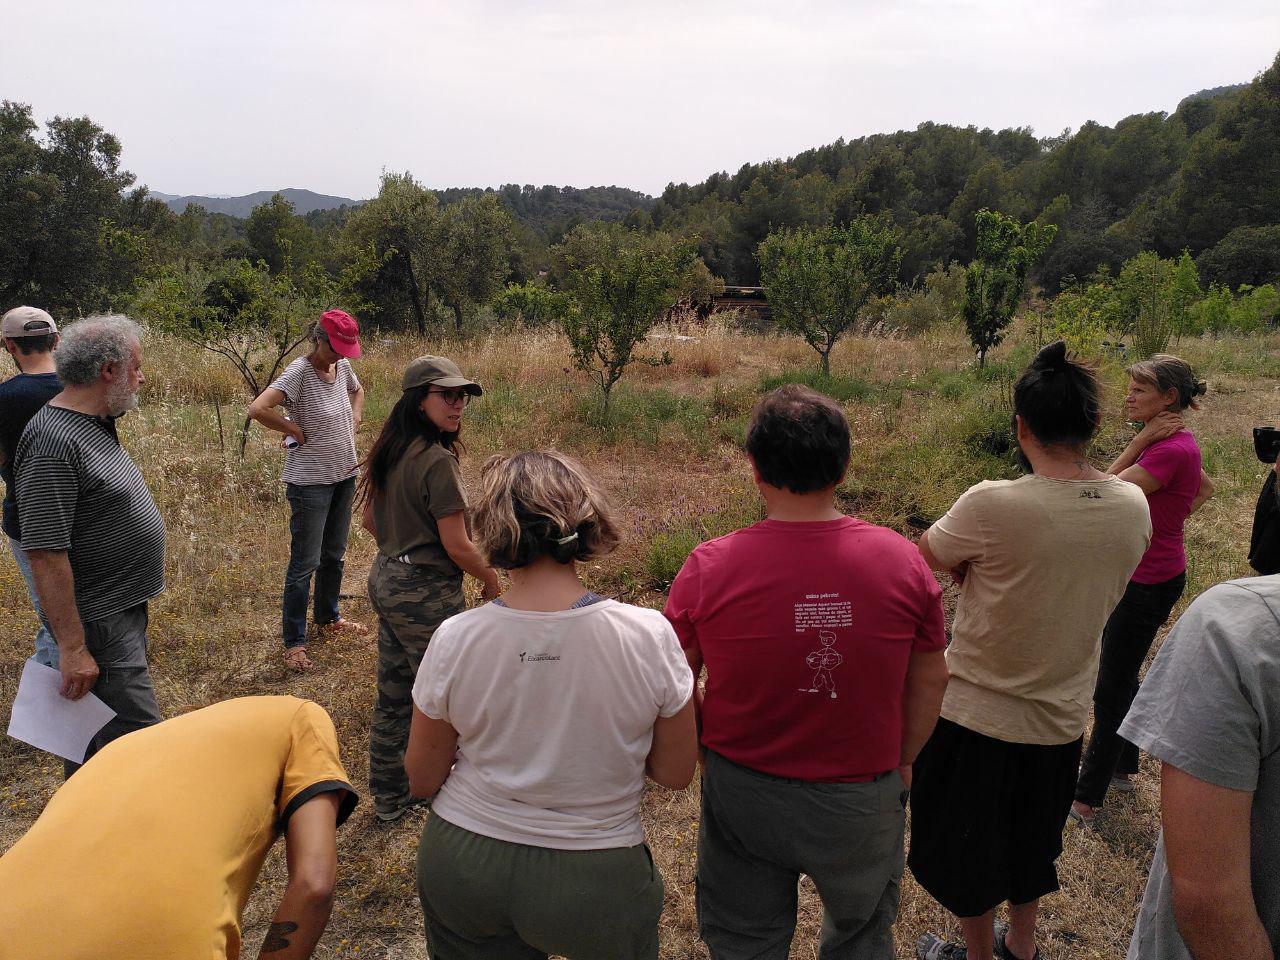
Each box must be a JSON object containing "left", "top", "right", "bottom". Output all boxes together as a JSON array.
[{"left": 650, "top": 68, "right": 1275, "bottom": 288}]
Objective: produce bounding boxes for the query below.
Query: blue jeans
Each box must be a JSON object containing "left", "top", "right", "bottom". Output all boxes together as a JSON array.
[
  {"left": 8, "top": 536, "right": 58, "bottom": 668},
  {"left": 282, "top": 477, "right": 356, "bottom": 648}
]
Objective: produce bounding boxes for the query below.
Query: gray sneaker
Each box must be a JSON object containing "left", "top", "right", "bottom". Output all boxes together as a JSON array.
[
  {"left": 1110, "top": 773, "right": 1137, "bottom": 794},
  {"left": 374, "top": 796, "right": 431, "bottom": 823},
  {"left": 917, "top": 932, "right": 968, "bottom": 960}
]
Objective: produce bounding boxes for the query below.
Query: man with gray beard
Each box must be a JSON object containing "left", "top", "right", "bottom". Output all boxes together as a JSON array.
[{"left": 15, "top": 315, "right": 165, "bottom": 776}]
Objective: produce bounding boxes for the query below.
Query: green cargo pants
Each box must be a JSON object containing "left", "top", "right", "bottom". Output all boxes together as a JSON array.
[
  {"left": 417, "top": 814, "right": 664, "bottom": 960},
  {"left": 367, "top": 553, "right": 464, "bottom": 817}
]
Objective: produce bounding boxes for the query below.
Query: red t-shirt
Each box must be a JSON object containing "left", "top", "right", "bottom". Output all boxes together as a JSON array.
[
  {"left": 1133, "top": 431, "right": 1202, "bottom": 584},
  {"left": 663, "top": 516, "right": 946, "bottom": 781}
]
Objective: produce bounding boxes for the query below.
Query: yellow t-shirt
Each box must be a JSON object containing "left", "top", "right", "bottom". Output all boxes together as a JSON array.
[
  {"left": 926, "top": 475, "right": 1151, "bottom": 745},
  {"left": 0, "top": 696, "right": 358, "bottom": 960}
]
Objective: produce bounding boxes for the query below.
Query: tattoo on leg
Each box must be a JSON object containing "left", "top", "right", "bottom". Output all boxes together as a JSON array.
[{"left": 262, "top": 921, "right": 299, "bottom": 953}]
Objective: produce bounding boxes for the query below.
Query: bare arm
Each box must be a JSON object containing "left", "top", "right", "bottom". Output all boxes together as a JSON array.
[
  {"left": 248, "top": 388, "right": 304, "bottom": 444},
  {"left": 26, "top": 548, "right": 98, "bottom": 699},
  {"left": 406, "top": 706, "right": 460, "bottom": 798},
  {"left": 1116, "top": 464, "right": 1163, "bottom": 496},
  {"left": 256, "top": 792, "right": 341, "bottom": 960},
  {"left": 899, "top": 648, "right": 949, "bottom": 787},
  {"left": 1189, "top": 469, "right": 1215, "bottom": 515},
  {"left": 645, "top": 699, "right": 698, "bottom": 789},
  {"left": 1108, "top": 412, "right": 1183, "bottom": 475},
  {"left": 917, "top": 530, "right": 968, "bottom": 585},
  {"left": 349, "top": 383, "right": 365, "bottom": 427},
  {"left": 437, "top": 511, "right": 500, "bottom": 601},
  {"left": 1161, "top": 762, "right": 1272, "bottom": 960},
  {"left": 679, "top": 631, "right": 707, "bottom": 765}
]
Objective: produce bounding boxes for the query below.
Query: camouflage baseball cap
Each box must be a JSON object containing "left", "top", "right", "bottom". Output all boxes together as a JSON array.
[{"left": 402, "top": 355, "right": 482, "bottom": 395}]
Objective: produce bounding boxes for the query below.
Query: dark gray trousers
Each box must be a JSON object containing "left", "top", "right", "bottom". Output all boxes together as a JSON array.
[
  {"left": 697, "top": 750, "right": 907, "bottom": 960},
  {"left": 64, "top": 602, "right": 162, "bottom": 778}
]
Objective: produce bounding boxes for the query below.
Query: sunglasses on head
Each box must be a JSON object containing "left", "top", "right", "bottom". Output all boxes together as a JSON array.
[{"left": 428, "top": 387, "right": 472, "bottom": 406}]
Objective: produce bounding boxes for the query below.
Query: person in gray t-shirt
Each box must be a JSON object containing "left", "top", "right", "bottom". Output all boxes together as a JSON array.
[{"left": 1120, "top": 575, "right": 1280, "bottom": 960}]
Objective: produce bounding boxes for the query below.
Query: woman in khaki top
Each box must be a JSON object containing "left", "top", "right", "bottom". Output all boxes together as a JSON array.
[{"left": 358, "top": 355, "right": 499, "bottom": 822}]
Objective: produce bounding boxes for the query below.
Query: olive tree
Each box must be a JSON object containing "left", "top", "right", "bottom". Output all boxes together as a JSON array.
[
  {"left": 757, "top": 219, "right": 901, "bottom": 376},
  {"left": 553, "top": 224, "right": 720, "bottom": 416},
  {"left": 964, "top": 209, "right": 1056, "bottom": 368}
]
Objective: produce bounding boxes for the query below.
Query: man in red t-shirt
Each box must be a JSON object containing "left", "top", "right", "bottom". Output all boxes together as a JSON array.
[{"left": 664, "top": 385, "right": 949, "bottom": 960}]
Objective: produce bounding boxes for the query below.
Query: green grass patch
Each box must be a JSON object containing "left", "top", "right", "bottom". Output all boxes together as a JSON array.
[
  {"left": 574, "top": 385, "right": 712, "bottom": 449},
  {"left": 758, "top": 369, "right": 874, "bottom": 402},
  {"left": 642, "top": 498, "right": 765, "bottom": 587}
]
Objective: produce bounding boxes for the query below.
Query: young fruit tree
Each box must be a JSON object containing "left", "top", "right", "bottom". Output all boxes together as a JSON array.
[
  {"left": 131, "top": 256, "right": 369, "bottom": 456},
  {"left": 553, "top": 224, "right": 721, "bottom": 417},
  {"left": 757, "top": 219, "right": 901, "bottom": 377},
  {"left": 964, "top": 209, "right": 1056, "bottom": 368}
]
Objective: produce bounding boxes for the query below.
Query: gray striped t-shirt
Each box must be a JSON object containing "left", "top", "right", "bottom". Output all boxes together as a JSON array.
[
  {"left": 14, "top": 405, "right": 166, "bottom": 623},
  {"left": 269, "top": 357, "right": 361, "bottom": 486}
]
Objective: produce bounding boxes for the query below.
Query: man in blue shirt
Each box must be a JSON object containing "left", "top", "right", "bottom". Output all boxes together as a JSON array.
[{"left": 1, "top": 306, "right": 62, "bottom": 666}]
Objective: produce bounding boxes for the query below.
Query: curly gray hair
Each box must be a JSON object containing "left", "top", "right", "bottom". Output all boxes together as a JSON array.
[{"left": 55, "top": 315, "right": 144, "bottom": 387}]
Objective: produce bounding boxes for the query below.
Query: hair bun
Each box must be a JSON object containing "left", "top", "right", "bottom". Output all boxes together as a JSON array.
[{"left": 1033, "top": 340, "right": 1069, "bottom": 372}]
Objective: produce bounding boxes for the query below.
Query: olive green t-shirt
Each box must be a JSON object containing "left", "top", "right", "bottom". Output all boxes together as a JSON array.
[{"left": 374, "top": 438, "right": 467, "bottom": 575}]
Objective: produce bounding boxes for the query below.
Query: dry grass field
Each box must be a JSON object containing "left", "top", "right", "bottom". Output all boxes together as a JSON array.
[{"left": 1, "top": 315, "right": 1275, "bottom": 959}]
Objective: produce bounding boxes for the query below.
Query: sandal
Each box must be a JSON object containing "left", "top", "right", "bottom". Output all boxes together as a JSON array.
[
  {"left": 283, "top": 646, "right": 313, "bottom": 671},
  {"left": 1067, "top": 801, "right": 1096, "bottom": 827},
  {"left": 317, "top": 618, "right": 368, "bottom": 637}
]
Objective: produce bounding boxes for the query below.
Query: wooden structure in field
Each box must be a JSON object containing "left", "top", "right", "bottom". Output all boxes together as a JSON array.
[{"left": 712, "top": 285, "right": 771, "bottom": 321}]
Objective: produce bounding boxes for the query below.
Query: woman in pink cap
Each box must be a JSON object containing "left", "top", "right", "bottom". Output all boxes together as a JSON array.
[{"left": 248, "top": 309, "right": 368, "bottom": 670}]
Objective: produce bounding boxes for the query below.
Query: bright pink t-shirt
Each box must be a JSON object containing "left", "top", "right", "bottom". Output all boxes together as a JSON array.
[
  {"left": 663, "top": 516, "right": 946, "bottom": 782},
  {"left": 1132, "top": 430, "right": 1202, "bottom": 584}
]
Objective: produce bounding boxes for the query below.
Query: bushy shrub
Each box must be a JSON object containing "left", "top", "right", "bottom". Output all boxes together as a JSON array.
[
  {"left": 880, "top": 264, "right": 966, "bottom": 335},
  {"left": 1185, "top": 283, "right": 1280, "bottom": 335},
  {"left": 492, "top": 281, "right": 571, "bottom": 327}
]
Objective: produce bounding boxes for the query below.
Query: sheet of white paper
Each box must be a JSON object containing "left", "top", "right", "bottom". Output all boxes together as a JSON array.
[{"left": 7, "top": 658, "right": 116, "bottom": 763}]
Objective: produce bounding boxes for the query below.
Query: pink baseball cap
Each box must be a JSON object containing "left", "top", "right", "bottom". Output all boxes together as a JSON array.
[{"left": 318, "top": 309, "right": 361, "bottom": 359}]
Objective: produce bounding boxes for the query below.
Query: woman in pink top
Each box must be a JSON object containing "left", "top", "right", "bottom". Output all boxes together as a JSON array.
[{"left": 1072, "top": 355, "right": 1214, "bottom": 823}]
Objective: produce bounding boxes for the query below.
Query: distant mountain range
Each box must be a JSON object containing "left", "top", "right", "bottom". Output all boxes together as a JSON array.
[
  {"left": 149, "top": 188, "right": 360, "bottom": 217},
  {"left": 149, "top": 184, "right": 659, "bottom": 237}
]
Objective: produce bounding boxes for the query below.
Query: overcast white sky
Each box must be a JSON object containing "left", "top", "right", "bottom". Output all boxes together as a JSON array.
[{"left": 4, "top": 1, "right": 1278, "bottom": 200}]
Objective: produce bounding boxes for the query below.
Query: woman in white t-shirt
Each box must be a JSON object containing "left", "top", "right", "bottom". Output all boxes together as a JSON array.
[{"left": 405, "top": 451, "right": 697, "bottom": 960}]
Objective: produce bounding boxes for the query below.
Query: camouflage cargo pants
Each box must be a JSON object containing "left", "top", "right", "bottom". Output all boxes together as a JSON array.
[{"left": 367, "top": 553, "right": 464, "bottom": 815}]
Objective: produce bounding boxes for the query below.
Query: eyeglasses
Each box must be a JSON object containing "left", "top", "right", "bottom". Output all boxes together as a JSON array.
[{"left": 428, "top": 388, "right": 472, "bottom": 407}]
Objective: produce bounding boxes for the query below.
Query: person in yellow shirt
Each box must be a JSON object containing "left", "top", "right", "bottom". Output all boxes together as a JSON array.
[{"left": 0, "top": 695, "right": 359, "bottom": 960}]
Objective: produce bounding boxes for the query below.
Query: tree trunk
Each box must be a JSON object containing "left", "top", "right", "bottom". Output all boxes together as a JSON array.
[
  {"left": 213, "top": 397, "right": 226, "bottom": 457},
  {"left": 821, "top": 349, "right": 831, "bottom": 377},
  {"left": 405, "top": 263, "right": 428, "bottom": 335},
  {"left": 452, "top": 302, "right": 464, "bottom": 332},
  {"left": 978, "top": 345, "right": 988, "bottom": 369},
  {"left": 238, "top": 415, "right": 253, "bottom": 460}
]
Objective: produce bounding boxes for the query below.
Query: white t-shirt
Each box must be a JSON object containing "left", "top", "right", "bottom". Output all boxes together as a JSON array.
[{"left": 412, "top": 599, "right": 694, "bottom": 849}]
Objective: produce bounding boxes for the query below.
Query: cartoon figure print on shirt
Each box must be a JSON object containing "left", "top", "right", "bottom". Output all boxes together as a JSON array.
[
  {"left": 794, "top": 592, "right": 852, "bottom": 699},
  {"left": 803, "top": 631, "right": 844, "bottom": 698}
]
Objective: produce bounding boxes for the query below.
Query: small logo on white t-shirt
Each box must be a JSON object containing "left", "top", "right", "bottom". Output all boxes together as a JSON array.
[{"left": 519, "top": 651, "right": 561, "bottom": 663}]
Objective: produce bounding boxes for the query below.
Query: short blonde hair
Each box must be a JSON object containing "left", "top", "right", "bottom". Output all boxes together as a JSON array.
[
  {"left": 1126, "top": 355, "right": 1208, "bottom": 411},
  {"left": 474, "top": 451, "right": 619, "bottom": 569}
]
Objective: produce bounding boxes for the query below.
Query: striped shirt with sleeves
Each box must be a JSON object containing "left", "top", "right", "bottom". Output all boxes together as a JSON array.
[
  {"left": 14, "top": 406, "right": 165, "bottom": 623},
  {"left": 269, "top": 357, "right": 361, "bottom": 486}
]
